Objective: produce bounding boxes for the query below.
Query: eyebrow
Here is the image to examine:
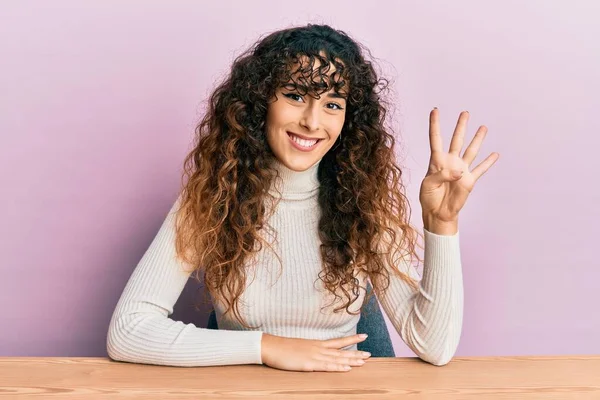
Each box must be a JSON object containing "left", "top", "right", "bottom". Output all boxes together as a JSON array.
[{"left": 326, "top": 92, "right": 346, "bottom": 100}]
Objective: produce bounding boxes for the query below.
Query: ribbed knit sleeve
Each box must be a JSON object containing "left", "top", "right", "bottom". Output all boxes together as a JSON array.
[
  {"left": 376, "top": 228, "right": 463, "bottom": 366},
  {"left": 105, "top": 199, "right": 264, "bottom": 367}
]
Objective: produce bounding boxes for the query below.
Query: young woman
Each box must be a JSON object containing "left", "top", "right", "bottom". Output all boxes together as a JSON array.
[{"left": 106, "top": 24, "right": 499, "bottom": 372}]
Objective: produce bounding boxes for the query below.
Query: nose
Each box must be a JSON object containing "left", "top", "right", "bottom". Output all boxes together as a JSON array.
[{"left": 299, "top": 102, "right": 321, "bottom": 132}]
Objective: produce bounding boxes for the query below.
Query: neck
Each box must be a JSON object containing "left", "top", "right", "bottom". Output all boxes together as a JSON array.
[{"left": 268, "top": 158, "right": 321, "bottom": 200}]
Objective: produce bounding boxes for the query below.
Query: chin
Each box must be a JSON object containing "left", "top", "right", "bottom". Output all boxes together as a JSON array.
[{"left": 281, "top": 156, "right": 321, "bottom": 171}]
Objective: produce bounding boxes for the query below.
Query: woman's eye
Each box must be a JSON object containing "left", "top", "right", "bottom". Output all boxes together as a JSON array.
[
  {"left": 283, "top": 93, "right": 344, "bottom": 110},
  {"left": 327, "top": 103, "right": 344, "bottom": 110},
  {"left": 284, "top": 93, "right": 303, "bottom": 102}
]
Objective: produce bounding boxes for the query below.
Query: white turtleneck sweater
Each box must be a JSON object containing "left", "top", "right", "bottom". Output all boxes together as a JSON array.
[{"left": 106, "top": 159, "right": 463, "bottom": 367}]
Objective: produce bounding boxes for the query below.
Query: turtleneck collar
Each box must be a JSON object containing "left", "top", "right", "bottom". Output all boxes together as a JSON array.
[{"left": 268, "top": 158, "right": 321, "bottom": 200}]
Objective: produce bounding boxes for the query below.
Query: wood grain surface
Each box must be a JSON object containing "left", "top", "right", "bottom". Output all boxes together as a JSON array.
[{"left": 1, "top": 356, "right": 598, "bottom": 399}]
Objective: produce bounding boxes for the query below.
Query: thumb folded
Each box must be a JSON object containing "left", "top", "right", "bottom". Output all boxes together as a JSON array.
[
  {"left": 428, "top": 169, "right": 463, "bottom": 186},
  {"left": 451, "top": 169, "right": 464, "bottom": 179}
]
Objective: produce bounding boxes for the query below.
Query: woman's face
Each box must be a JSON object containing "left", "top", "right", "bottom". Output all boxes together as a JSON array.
[{"left": 265, "top": 58, "right": 347, "bottom": 172}]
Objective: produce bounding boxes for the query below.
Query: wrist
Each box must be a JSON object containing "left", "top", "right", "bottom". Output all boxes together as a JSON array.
[
  {"left": 423, "top": 213, "right": 458, "bottom": 235},
  {"left": 261, "top": 333, "right": 277, "bottom": 365}
]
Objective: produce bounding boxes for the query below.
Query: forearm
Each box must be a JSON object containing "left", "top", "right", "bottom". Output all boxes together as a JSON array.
[
  {"left": 107, "top": 312, "right": 264, "bottom": 367},
  {"left": 377, "top": 225, "right": 463, "bottom": 366},
  {"left": 410, "top": 227, "right": 463, "bottom": 365}
]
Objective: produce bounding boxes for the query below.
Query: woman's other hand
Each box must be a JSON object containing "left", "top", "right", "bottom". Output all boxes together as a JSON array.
[{"left": 260, "top": 333, "right": 372, "bottom": 372}]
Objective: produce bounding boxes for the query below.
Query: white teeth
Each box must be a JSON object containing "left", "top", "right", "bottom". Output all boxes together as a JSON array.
[{"left": 290, "top": 134, "right": 317, "bottom": 147}]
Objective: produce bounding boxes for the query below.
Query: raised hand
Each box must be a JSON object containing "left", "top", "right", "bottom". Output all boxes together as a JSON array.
[{"left": 419, "top": 109, "right": 499, "bottom": 228}]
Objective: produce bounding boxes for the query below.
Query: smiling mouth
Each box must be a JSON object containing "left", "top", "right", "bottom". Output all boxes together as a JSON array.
[{"left": 287, "top": 132, "right": 323, "bottom": 149}]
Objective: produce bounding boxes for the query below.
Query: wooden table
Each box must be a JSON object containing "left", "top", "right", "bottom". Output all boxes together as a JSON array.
[{"left": 1, "top": 356, "right": 598, "bottom": 399}]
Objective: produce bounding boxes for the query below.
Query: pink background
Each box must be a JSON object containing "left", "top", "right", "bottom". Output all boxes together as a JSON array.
[{"left": 1, "top": 0, "right": 598, "bottom": 357}]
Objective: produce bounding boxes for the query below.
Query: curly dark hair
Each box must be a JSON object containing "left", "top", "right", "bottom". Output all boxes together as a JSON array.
[{"left": 174, "top": 23, "right": 424, "bottom": 329}]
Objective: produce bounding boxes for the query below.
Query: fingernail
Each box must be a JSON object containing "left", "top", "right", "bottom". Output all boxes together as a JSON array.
[
  {"left": 363, "top": 352, "right": 371, "bottom": 357},
  {"left": 357, "top": 359, "right": 365, "bottom": 364},
  {"left": 359, "top": 334, "right": 368, "bottom": 339},
  {"left": 344, "top": 365, "right": 352, "bottom": 370},
  {"left": 433, "top": 107, "right": 438, "bottom": 110}
]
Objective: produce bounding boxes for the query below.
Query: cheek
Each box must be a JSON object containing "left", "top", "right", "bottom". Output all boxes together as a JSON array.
[
  {"left": 268, "top": 101, "right": 296, "bottom": 123},
  {"left": 326, "top": 116, "right": 345, "bottom": 140}
]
